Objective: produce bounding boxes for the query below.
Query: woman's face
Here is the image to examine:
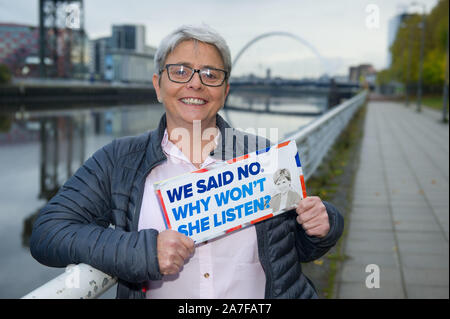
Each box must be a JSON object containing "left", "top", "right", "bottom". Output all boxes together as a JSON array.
[
  {"left": 275, "top": 177, "right": 291, "bottom": 194},
  {"left": 153, "top": 40, "right": 230, "bottom": 129}
]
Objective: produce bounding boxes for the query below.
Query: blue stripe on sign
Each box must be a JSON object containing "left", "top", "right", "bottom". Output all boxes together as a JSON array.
[
  {"left": 256, "top": 147, "right": 271, "bottom": 155},
  {"left": 295, "top": 152, "right": 301, "bottom": 167}
]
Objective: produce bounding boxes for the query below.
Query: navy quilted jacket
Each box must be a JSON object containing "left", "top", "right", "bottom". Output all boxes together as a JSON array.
[{"left": 30, "top": 114, "right": 344, "bottom": 299}]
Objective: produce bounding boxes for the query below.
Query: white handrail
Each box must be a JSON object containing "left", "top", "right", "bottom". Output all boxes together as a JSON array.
[{"left": 21, "top": 264, "right": 117, "bottom": 299}]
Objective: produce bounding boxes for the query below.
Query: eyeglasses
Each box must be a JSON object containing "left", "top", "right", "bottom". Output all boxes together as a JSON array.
[{"left": 160, "top": 64, "right": 228, "bottom": 87}]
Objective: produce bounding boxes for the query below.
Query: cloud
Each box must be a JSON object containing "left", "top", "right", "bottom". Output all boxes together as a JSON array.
[{"left": 0, "top": 0, "right": 439, "bottom": 75}]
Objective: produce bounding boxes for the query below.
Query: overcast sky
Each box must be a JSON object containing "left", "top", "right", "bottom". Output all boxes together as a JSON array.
[{"left": 0, "top": 0, "right": 439, "bottom": 78}]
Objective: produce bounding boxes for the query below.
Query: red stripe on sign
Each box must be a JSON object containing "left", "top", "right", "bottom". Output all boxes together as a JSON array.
[
  {"left": 192, "top": 168, "right": 208, "bottom": 173},
  {"left": 226, "top": 225, "right": 242, "bottom": 233},
  {"left": 156, "top": 189, "right": 171, "bottom": 229},
  {"left": 300, "top": 175, "right": 307, "bottom": 198},
  {"left": 276, "top": 140, "right": 290, "bottom": 148},
  {"left": 227, "top": 154, "right": 249, "bottom": 164},
  {"left": 251, "top": 213, "right": 274, "bottom": 224}
]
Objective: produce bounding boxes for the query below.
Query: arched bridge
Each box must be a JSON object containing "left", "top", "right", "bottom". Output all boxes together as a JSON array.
[
  {"left": 232, "top": 31, "right": 329, "bottom": 74},
  {"left": 226, "top": 31, "right": 360, "bottom": 111}
]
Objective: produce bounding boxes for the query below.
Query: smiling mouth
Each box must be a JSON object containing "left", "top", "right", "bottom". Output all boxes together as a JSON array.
[{"left": 180, "top": 97, "right": 208, "bottom": 105}]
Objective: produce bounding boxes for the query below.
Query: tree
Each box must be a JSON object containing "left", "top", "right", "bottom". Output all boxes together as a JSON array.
[
  {"left": 423, "top": 48, "right": 446, "bottom": 91},
  {"left": 387, "top": 0, "right": 449, "bottom": 93},
  {"left": 0, "top": 64, "right": 12, "bottom": 85}
]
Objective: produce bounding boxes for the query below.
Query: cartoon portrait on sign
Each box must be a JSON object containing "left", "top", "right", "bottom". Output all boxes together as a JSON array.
[{"left": 268, "top": 168, "right": 301, "bottom": 212}]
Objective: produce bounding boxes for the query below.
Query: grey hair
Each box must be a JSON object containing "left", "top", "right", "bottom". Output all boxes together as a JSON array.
[
  {"left": 273, "top": 168, "right": 291, "bottom": 184},
  {"left": 154, "top": 24, "right": 232, "bottom": 77}
]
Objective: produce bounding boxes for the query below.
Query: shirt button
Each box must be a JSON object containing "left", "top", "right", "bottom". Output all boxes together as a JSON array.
[{"left": 204, "top": 273, "right": 210, "bottom": 278}]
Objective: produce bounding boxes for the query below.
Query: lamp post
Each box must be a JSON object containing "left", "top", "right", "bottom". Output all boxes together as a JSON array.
[
  {"left": 411, "top": 1, "right": 426, "bottom": 113},
  {"left": 442, "top": 27, "right": 449, "bottom": 123},
  {"left": 38, "top": 0, "right": 46, "bottom": 77},
  {"left": 406, "top": 23, "right": 414, "bottom": 107},
  {"left": 400, "top": 19, "right": 413, "bottom": 107},
  {"left": 399, "top": 20, "right": 409, "bottom": 106}
]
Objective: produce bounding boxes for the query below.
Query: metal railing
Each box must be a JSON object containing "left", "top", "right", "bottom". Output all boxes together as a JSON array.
[
  {"left": 285, "top": 90, "right": 368, "bottom": 181},
  {"left": 22, "top": 264, "right": 117, "bottom": 299},
  {"left": 22, "top": 90, "right": 367, "bottom": 299}
]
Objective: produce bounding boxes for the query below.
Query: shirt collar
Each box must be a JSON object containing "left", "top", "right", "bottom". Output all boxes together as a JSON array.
[{"left": 161, "top": 128, "right": 221, "bottom": 167}]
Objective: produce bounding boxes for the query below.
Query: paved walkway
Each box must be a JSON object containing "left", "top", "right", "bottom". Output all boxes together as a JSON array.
[{"left": 335, "top": 101, "right": 449, "bottom": 299}]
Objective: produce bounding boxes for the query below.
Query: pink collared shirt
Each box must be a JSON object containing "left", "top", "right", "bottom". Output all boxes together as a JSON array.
[{"left": 138, "top": 129, "right": 266, "bottom": 299}]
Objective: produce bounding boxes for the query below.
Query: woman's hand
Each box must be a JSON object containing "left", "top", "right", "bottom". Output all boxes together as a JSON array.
[
  {"left": 157, "top": 230, "right": 195, "bottom": 276},
  {"left": 296, "top": 196, "right": 330, "bottom": 238}
]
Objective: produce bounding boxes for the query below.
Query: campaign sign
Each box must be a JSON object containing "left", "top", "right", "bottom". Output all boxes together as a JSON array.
[{"left": 153, "top": 140, "right": 308, "bottom": 244}]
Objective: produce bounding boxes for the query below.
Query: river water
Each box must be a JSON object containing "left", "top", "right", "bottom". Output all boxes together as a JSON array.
[{"left": 0, "top": 92, "right": 328, "bottom": 298}]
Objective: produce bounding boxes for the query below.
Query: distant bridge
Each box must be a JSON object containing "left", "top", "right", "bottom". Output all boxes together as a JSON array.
[
  {"left": 228, "top": 80, "right": 360, "bottom": 96},
  {"left": 232, "top": 31, "right": 329, "bottom": 74},
  {"left": 227, "top": 31, "right": 361, "bottom": 107},
  {"left": 222, "top": 104, "right": 324, "bottom": 117},
  {"left": 225, "top": 80, "right": 361, "bottom": 112}
]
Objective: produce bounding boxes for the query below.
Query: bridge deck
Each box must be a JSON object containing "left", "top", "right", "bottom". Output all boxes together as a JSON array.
[{"left": 335, "top": 100, "right": 449, "bottom": 299}]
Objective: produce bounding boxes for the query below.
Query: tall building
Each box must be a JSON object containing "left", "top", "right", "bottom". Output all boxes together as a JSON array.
[
  {"left": 112, "top": 25, "right": 146, "bottom": 53},
  {"left": 91, "top": 24, "right": 156, "bottom": 83},
  {"left": 90, "top": 36, "right": 112, "bottom": 79},
  {"left": 349, "top": 64, "right": 376, "bottom": 85},
  {"left": 0, "top": 23, "right": 40, "bottom": 77},
  {"left": 0, "top": 22, "right": 89, "bottom": 78}
]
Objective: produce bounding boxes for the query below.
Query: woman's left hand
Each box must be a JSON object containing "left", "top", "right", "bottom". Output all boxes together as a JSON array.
[{"left": 296, "top": 196, "right": 330, "bottom": 238}]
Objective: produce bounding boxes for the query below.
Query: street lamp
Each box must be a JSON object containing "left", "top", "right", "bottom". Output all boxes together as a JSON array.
[
  {"left": 400, "top": 20, "right": 414, "bottom": 107},
  {"left": 442, "top": 27, "right": 449, "bottom": 123},
  {"left": 411, "top": 1, "right": 426, "bottom": 113}
]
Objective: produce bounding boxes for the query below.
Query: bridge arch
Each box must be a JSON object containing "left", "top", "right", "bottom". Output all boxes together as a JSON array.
[{"left": 232, "top": 31, "right": 329, "bottom": 76}]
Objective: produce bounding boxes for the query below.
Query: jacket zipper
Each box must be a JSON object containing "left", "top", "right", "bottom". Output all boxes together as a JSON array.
[{"left": 132, "top": 157, "right": 166, "bottom": 232}]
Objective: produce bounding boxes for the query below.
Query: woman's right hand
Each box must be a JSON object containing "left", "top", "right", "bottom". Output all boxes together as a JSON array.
[{"left": 157, "top": 230, "right": 195, "bottom": 276}]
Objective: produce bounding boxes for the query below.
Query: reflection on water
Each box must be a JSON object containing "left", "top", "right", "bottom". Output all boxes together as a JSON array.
[
  {"left": 0, "top": 103, "right": 165, "bottom": 298},
  {"left": 0, "top": 92, "right": 326, "bottom": 298},
  {"left": 225, "top": 93, "right": 328, "bottom": 115},
  {"left": 222, "top": 93, "right": 328, "bottom": 140}
]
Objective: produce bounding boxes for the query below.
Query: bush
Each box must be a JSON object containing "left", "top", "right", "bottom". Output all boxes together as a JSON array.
[{"left": 0, "top": 64, "right": 12, "bottom": 84}]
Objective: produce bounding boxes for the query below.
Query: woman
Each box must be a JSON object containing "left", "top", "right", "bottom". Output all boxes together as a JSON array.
[
  {"left": 269, "top": 168, "right": 301, "bottom": 212},
  {"left": 30, "top": 24, "right": 344, "bottom": 299}
]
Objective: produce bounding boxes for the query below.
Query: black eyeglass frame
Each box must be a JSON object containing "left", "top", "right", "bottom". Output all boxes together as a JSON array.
[{"left": 159, "top": 63, "right": 229, "bottom": 87}]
